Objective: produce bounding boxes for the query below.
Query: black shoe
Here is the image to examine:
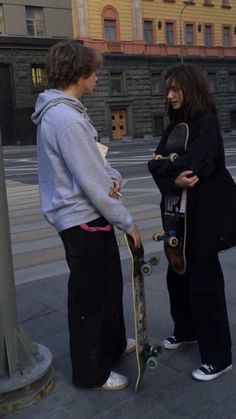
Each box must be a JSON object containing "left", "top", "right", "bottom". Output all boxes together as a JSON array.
[
  {"left": 192, "top": 363, "right": 232, "bottom": 381},
  {"left": 163, "top": 335, "right": 197, "bottom": 349}
]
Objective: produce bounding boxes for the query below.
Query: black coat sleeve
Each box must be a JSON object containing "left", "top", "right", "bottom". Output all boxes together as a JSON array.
[{"left": 148, "top": 112, "right": 219, "bottom": 195}]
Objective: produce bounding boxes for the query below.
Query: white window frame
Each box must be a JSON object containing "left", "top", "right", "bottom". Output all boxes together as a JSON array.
[
  {"left": 26, "top": 6, "right": 45, "bottom": 37},
  {"left": 151, "top": 73, "right": 162, "bottom": 95},
  {"left": 0, "top": 5, "right": 4, "bottom": 35},
  {"left": 166, "top": 22, "right": 174, "bottom": 46},
  {"left": 204, "top": 25, "right": 213, "bottom": 47}
]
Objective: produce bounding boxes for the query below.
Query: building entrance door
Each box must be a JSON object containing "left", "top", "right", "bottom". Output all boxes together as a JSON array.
[
  {"left": 230, "top": 110, "right": 236, "bottom": 131},
  {"left": 111, "top": 110, "right": 127, "bottom": 140},
  {"left": 0, "top": 66, "right": 14, "bottom": 145},
  {"left": 153, "top": 115, "right": 164, "bottom": 137}
]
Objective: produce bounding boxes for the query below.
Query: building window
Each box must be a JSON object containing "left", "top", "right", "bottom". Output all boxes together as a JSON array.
[
  {"left": 208, "top": 72, "right": 217, "bottom": 92},
  {"left": 144, "top": 20, "right": 154, "bottom": 44},
  {"left": 165, "top": 22, "right": 175, "bottom": 45},
  {"left": 31, "top": 66, "right": 47, "bottom": 88},
  {"left": 229, "top": 73, "right": 236, "bottom": 92},
  {"left": 26, "top": 7, "right": 45, "bottom": 37},
  {"left": 102, "top": 6, "right": 119, "bottom": 41},
  {"left": 222, "top": 0, "right": 230, "bottom": 6},
  {"left": 223, "top": 26, "right": 231, "bottom": 47},
  {"left": 151, "top": 73, "right": 162, "bottom": 95},
  {"left": 0, "top": 5, "right": 4, "bottom": 35},
  {"left": 230, "top": 111, "right": 236, "bottom": 130},
  {"left": 204, "top": 25, "right": 213, "bottom": 47},
  {"left": 104, "top": 19, "right": 116, "bottom": 41},
  {"left": 110, "top": 73, "right": 125, "bottom": 95},
  {"left": 185, "top": 24, "right": 194, "bottom": 46},
  {"left": 204, "top": 0, "right": 213, "bottom": 5}
]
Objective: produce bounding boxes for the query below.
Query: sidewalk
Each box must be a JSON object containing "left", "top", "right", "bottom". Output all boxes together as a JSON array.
[{"left": 6, "top": 246, "right": 236, "bottom": 419}]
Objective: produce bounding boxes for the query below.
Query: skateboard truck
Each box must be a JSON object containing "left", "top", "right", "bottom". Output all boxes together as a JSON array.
[
  {"left": 142, "top": 344, "right": 163, "bottom": 370},
  {"left": 155, "top": 153, "right": 178, "bottom": 162},
  {"left": 138, "top": 256, "right": 159, "bottom": 276},
  {"left": 153, "top": 232, "right": 178, "bottom": 247}
]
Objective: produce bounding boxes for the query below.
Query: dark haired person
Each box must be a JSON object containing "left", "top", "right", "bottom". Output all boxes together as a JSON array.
[
  {"left": 32, "top": 40, "right": 141, "bottom": 390},
  {"left": 148, "top": 63, "right": 236, "bottom": 381}
]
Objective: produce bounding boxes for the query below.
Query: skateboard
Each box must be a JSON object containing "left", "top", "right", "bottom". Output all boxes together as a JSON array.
[
  {"left": 153, "top": 123, "right": 189, "bottom": 275},
  {"left": 125, "top": 233, "right": 162, "bottom": 392}
]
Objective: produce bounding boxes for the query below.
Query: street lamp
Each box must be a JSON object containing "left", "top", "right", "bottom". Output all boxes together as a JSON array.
[{"left": 179, "top": 1, "right": 195, "bottom": 63}]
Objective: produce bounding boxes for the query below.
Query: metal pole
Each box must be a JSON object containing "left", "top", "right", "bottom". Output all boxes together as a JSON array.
[
  {"left": 179, "top": 1, "right": 195, "bottom": 63},
  {"left": 179, "top": 4, "right": 187, "bottom": 64},
  {"left": 0, "top": 129, "right": 53, "bottom": 415}
]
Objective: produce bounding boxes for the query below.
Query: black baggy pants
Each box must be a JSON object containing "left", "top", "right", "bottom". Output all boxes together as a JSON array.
[
  {"left": 167, "top": 252, "right": 232, "bottom": 367},
  {"left": 60, "top": 218, "right": 127, "bottom": 388}
]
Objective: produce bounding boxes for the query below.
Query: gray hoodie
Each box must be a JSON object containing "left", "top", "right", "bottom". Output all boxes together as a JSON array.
[{"left": 32, "top": 89, "right": 134, "bottom": 233}]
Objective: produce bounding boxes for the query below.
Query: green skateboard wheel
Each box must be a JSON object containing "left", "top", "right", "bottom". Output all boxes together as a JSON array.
[{"left": 147, "top": 356, "right": 158, "bottom": 369}]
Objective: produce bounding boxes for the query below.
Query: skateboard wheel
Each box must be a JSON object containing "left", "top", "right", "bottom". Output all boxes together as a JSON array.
[
  {"left": 141, "top": 263, "right": 151, "bottom": 276},
  {"left": 149, "top": 257, "right": 160, "bottom": 266},
  {"left": 168, "top": 237, "right": 178, "bottom": 247},
  {"left": 169, "top": 153, "right": 178, "bottom": 162},
  {"left": 147, "top": 356, "right": 158, "bottom": 370},
  {"left": 155, "top": 154, "right": 163, "bottom": 160},
  {"left": 153, "top": 233, "right": 163, "bottom": 242}
]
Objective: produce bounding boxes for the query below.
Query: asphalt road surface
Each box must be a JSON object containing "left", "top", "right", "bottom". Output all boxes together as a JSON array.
[{"left": 2, "top": 135, "right": 236, "bottom": 284}]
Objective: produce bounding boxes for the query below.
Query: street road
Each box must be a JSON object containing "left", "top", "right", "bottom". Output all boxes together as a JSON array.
[
  {"left": 2, "top": 135, "right": 236, "bottom": 285},
  {"left": 3, "top": 135, "right": 236, "bottom": 183}
]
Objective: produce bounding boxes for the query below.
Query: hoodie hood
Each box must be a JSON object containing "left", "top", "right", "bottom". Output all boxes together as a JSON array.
[{"left": 31, "top": 89, "right": 86, "bottom": 125}]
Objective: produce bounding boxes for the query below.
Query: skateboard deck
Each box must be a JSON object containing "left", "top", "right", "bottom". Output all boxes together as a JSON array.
[
  {"left": 153, "top": 123, "right": 189, "bottom": 274},
  {"left": 125, "top": 233, "right": 162, "bottom": 392}
]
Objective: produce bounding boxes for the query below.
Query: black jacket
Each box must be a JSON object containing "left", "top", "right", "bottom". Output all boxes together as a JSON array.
[{"left": 148, "top": 107, "right": 236, "bottom": 256}]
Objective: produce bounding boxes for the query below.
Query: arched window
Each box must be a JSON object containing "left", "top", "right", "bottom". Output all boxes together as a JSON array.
[{"left": 102, "top": 6, "right": 120, "bottom": 41}]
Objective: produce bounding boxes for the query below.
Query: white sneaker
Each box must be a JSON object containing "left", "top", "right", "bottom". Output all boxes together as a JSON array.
[
  {"left": 101, "top": 371, "right": 128, "bottom": 390},
  {"left": 123, "top": 338, "right": 136, "bottom": 355},
  {"left": 192, "top": 363, "right": 232, "bottom": 381}
]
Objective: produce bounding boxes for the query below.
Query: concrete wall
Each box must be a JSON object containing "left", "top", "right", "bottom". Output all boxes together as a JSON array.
[
  {"left": 83, "top": 54, "right": 236, "bottom": 140},
  {"left": 0, "top": 39, "right": 63, "bottom": 145},
  {"left": 0, "top": 44, "right": 236, "bottom": 145}
]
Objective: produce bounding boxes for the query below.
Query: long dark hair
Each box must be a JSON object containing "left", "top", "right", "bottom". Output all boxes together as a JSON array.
[{"left": 165, "top": 63, "right": 216, "bottom": 121}]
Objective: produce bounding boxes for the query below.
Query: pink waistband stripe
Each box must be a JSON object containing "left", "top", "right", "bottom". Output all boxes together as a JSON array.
[{"left": 80, "top": 223, "right": 112, "bottom": 232}]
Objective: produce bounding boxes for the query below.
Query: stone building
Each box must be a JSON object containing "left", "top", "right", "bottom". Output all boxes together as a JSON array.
[
  {"left": 0, "top": 0, "right": 236, "bottom": 144},
  {"left": 73, "top": 0, "right": 236, "bottom": 141},
  {"left": 0, "top": 0, "right": 72, "bottom": 145}
]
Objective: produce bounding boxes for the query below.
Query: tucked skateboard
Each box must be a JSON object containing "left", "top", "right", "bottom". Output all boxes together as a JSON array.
[
  {"left": 153, "top": 123, "right": 189, "bottom": 275},
  {"left": 125, "top": 233, "right": 162, "bottom": 392}
]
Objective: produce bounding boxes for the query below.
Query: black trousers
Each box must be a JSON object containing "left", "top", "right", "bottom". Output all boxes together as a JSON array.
[
  {"left": 167, "top": 252, "right": 232, "bottom": 367},
  {"left": 60, "top": 218, "right": 127, "bottom": 388}
]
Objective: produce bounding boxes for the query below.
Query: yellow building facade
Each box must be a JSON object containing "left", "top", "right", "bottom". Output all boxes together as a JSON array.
[
  {"left": 71, "top": 0, "right": 236, "bottom": 138},
  {"left": 72, "top": 0, "right": 236, "bottom": 57}
]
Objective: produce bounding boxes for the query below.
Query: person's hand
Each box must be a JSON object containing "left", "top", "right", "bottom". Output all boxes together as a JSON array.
[
  {"left": 109, "top": 179, "right": 122, "bottom": 199},
  {"left": 174, "top": 170, "right": 199, "bottom": 189},
  {"left": 129, "top": 224, "right": 141, "bottom": 248}
]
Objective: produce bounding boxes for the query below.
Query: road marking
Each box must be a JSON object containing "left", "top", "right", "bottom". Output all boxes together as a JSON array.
[
  {"left": 123, "top": 175, "right": 151, "bottom": 181},
  {"left": 5, "top": 166, "right": 38, "bottom": 171},
  {"left": 122, "top": 188, "right": 157, "bottom": 192}
]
